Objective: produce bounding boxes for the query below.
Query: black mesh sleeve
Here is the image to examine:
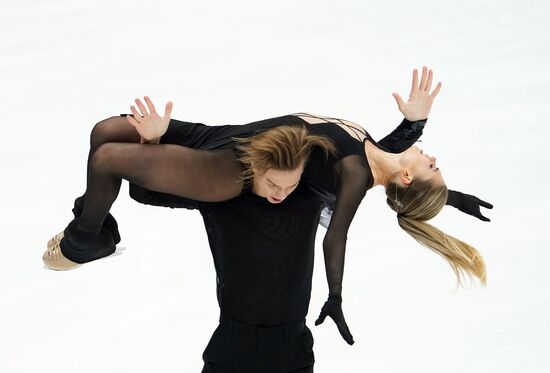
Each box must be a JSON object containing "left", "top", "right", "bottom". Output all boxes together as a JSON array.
[
  {"left": 377, "top": 118, "right": 427, "bottom": 153},
  {"left": 322, "top": 156, "right": 369, "bottom": 296}
]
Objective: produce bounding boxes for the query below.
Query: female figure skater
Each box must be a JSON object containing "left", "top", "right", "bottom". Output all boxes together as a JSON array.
[{"left": 43, "top": 66, "right": 490, "bottom": 344}]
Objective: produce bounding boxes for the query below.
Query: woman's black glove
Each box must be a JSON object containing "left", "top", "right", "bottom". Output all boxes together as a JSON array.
[
  {"left": 446, "top": 190, "right": 493, "bottom": 222},
  {"left": 315, "top": 294, "right": 355, "bottom": 345}
]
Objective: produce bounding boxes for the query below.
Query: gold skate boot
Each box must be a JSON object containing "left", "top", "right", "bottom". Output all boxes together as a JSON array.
[
  {"left": 47, "top": 231, "right": 64, "bottom": 250},
  {"left": 43, "top": 232, "right": 82, "bottom": 271}
]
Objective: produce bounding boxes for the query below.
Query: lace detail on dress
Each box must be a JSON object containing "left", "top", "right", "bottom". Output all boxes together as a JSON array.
[{"left": 292, "top": 112, "right": 369, "bottom": 143}]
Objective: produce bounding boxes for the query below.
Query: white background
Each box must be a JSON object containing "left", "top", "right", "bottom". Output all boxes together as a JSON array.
[{"left": 1, "top": 0, "right": 549, "bottom": 372}]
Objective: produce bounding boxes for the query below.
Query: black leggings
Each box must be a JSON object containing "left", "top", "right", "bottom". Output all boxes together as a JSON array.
[
  {"left": 60, "top": 115, "right": 244, "bottom": 263},
  {"left": 201, "top": 315, "right": 314, "bottom": 373}
]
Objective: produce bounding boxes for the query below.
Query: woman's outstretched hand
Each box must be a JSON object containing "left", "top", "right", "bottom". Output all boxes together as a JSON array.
[
  {"left": 315, "top": 294, "right": 355, "bottom": 345},
  {"left": 392, "top": 66, "right": 442, "bottom": 122},
  {"left": 446, "top": 190, "right": 494, "bottom": 222},
  {"left": 126, "top": 96, "right": 173, "bottom": 141}
]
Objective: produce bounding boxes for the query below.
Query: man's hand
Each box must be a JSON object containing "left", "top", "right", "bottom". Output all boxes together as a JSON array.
[{"left": 126, "top": 96, "right": 173, "bottom": 141}]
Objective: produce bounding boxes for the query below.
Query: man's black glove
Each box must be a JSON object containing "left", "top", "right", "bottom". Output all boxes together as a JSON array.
[
  {"left": 315, "top": 294, "right": 355, "bottom": 345},
  {"left": 446, "top": 190, "right": 493, "bottom": 222}
]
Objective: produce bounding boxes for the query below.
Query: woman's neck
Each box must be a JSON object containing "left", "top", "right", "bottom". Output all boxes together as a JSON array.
[{"left": 363, "top": 141, "right": 401, "bottom": 187}]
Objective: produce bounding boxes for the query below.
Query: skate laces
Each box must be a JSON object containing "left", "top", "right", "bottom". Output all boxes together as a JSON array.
[{"left": 47, "top": 232, "right": 64, "bottom": 258}]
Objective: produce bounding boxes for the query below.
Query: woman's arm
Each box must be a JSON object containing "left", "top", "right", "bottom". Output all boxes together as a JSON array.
[
  {"left": 315, "top": 156, "right": 369, "bottom": 345},
  {"left": 379, "top": 66, "right": 438, "bottom": 150},
  {"left": 388, "top": 67, "right": 493, "bottom": 220},
  {"left": 377, "top": 117, "right": 427, "bottom": 153}
]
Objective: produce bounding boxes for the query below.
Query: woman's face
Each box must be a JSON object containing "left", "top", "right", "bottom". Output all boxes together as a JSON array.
[
  {"left": 252, "top": 166, "right": 303, "bottom": 204},
  {"left": 400, "top": 146, "right": 445, "bottom": 186}
]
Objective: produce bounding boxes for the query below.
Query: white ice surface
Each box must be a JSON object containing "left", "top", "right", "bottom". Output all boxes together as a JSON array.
[{"left": 1, "top": 0, "right": 549, "bottom": 372}]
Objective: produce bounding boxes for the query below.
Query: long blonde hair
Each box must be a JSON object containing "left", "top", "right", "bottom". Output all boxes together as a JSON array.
[
  {"left": 386, "top": 180, "right": 487, "bottom": 289},
  {"left": 233, "top": 125, "right": 336, "bottom": 183}
]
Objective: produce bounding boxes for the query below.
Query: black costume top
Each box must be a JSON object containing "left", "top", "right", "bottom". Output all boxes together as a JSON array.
[
  {"left": 198, "top": 182, "right": 323, "bottom": 326},
  {"left": 128, "top": 113, "right": 427, "bottom": 297}
]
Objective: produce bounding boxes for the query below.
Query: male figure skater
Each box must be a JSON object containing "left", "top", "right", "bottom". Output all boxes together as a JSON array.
[{"left": 197, "top": 179, "right": 325, "bottom": 373}]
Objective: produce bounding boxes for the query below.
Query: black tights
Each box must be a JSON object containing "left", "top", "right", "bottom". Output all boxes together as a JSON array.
[
  {"left": 75, "top": 116, "right": 141, "bottom": 233},
  {"left": 62, "top": 116, "right": 244, "bottom": 263}
]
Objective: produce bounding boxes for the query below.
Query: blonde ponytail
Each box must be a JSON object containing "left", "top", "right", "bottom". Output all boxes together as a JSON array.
[{"left": 387, "top": 181, "right": 487, "bottom": 288}]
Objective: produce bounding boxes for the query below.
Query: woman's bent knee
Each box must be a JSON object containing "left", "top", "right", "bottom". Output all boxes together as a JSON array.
[
  {"left": 89, "top": 142, "right": 119, "bottom": 173},
  {"left": 90, "top": 116, "right": 140, "bottom": 150}
]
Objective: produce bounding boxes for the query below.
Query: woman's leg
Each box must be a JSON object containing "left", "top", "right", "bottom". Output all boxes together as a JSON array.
[
  {"left": 71, "top": 116, "right": 142, "bottom": 242},
  {"left": 87, "top": 115, "right": 142, "bottom": 187},
  {"left": 61, "top": 141, "right": 244, "bottom": 263}
]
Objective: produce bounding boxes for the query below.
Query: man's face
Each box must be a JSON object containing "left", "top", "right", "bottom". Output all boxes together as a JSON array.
[{"left": 252, "top": 166, "right": 304, "bottom": 204}]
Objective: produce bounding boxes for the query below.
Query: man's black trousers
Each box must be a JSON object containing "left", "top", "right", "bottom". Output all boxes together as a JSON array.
[{"left": 201, "top": 314, "right": 315, "bottom": 373}]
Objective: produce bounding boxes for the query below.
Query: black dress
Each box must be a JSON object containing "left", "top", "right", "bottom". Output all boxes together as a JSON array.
[{"left": 127, "top": 113, "right": 427, "bottom": 297}]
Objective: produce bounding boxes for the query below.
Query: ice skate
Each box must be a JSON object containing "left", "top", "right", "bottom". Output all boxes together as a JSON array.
[
  {"left": 46, "top": 231, "right": 64, "bottom": 250},
  {"left": 42, "top": 233, "right": 82, "bottom": 271}
]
